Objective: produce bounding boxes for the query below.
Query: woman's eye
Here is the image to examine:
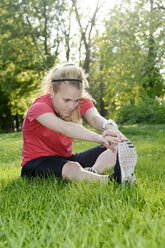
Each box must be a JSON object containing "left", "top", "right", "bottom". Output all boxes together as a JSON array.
[{"left": 64, "top": 99, "right": 70, "bottom": 103}]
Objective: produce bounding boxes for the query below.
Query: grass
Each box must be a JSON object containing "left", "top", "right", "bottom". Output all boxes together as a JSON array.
[{"left": 0, "top": 124, "right": 165, "bottom": 248}]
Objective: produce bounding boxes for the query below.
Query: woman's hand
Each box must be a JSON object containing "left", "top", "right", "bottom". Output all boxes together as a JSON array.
[
  {"left": 96, "top": 135, "right": 120, "bottom": 153},
  {"left": 102, "top": 125, "right": 128, "bottom": 142}
]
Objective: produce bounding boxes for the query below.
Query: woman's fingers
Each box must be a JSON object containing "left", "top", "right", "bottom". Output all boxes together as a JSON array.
[
  {"left": 103, "top": 129, "right": 128, "bottom": 142},
  {"left": 106, "top": 144, "right": 116, "bottom": 153},
  {"left": 102, "top": 129, "right": 117, "bottom": 137},
  {"left": 105, "top": 136, "right": 120, "bottom": 144},
  {"left": 96, "top": 135, "right": 120, "bottom": 152}
]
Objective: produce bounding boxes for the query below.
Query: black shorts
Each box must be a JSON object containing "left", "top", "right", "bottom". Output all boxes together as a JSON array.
[{"left": 21, "top": 145, "right": 107, "bottom": 179}]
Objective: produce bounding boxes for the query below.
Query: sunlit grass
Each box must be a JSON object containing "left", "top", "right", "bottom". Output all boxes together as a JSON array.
[{"left": 0, "top": 124, "right": 165, "bottom": 248}]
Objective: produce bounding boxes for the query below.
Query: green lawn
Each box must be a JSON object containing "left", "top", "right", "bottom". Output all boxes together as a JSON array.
[{"left": 0, "top": 124, "right": 165, "bottom": 248}]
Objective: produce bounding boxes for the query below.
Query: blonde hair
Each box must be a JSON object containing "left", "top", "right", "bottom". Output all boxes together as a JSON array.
[{"left": 41, "top": 63, "right": 93, "bottom": 124}]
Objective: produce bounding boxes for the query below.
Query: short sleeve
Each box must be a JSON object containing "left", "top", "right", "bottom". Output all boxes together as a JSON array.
[
  {"left": 27, "top": 102, "right": 54, "bottom": 122},
  {"left": 80, "top": 98, "right": 94, "bottom": 116}
]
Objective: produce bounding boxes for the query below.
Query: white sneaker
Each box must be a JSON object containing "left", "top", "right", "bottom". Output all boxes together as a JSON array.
[{"left": 117, "top": 140, "right": 137, "bottom": 183}]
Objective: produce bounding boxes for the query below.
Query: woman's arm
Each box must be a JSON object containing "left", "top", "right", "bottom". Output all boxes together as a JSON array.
[
  {"left": 36, "top": 112, "right": 120, "bottom": 151},
  {"left": 83, "top": 108, "right": 106, "bottom": 131},
  {"left": 84, "top": 108, "right": 127, "bottom": 141}
]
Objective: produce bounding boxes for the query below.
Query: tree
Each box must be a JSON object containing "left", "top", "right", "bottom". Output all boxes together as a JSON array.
[
  {"left": 21, "top": 0, "right": 67, "bottom": 68},
  {"left": 91, "top": 0, "right": 165, "bottom": 118},
  {"left": 71, "top": 0, "right": 103, "bottom": 73},
  {"left": 139, "top": 0, "right": 165, "bottom": 98},
  {"left": 0, "top": 0, "right": 67, "bottom": 131}
]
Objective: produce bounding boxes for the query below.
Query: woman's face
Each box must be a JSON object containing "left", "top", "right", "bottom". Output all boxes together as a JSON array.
[{"left": 51, "top": 83, "right": 83, "bottom": 119}]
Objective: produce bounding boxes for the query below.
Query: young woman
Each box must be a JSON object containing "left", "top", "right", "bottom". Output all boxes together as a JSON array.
[{"left": 21, "top": 63, "right": 137, "bottom": 183}]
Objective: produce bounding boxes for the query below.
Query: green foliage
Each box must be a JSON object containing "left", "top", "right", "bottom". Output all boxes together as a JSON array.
[
  {"left": 115, "top": 97, "right": 165, "bottom": 124},
  {"left": 0, "top": 0, "right": 67, "bottom": 130},
  {"left": 91, "top": 0, "right": 165, "bottom": 118},
  {"left": 0, "top": 0, "right": 165, "bottom": 131},
  {"left": 0, "top": 125, "right": 165, "bottom": 247}
]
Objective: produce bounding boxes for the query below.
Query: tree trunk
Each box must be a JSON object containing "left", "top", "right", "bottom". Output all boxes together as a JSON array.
[{"left": 4, "top": 111, "right": 14, "bottom": 133}]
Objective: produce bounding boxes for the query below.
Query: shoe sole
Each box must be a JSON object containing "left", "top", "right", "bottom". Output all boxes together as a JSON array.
[{"left": 117, "top": 140, "right": 137, "bottom": 183}]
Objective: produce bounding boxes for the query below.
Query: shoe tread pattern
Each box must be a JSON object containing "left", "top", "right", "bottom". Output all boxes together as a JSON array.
[{"left": 118, "top": 140, "right": 137, "bottom": 183}]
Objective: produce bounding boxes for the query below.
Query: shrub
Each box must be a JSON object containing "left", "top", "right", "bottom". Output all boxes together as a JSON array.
[{"left": 116, "top": 97, "right": 165, "bottom": 124}]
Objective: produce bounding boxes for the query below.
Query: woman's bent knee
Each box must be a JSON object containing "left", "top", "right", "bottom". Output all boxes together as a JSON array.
[{"left": 62, "top": 161, "right": 82, "bottom": 181}]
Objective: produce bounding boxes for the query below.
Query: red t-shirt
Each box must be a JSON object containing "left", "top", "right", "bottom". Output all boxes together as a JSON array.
[{"left": 21, "top": 93, "right": 94, "bottom": 166}]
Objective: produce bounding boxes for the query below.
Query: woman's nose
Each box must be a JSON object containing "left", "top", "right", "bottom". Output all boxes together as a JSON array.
[{"left": 68, "top": 101, "right": 76, "bottom": 110}]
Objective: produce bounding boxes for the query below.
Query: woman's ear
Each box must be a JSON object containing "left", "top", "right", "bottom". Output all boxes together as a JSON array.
[{"left": 50, "top": 86, "right": 54, "bottom": 97}]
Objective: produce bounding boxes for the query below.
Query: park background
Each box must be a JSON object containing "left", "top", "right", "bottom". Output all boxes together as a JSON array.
[
  {"left": 0, "top": 0, "right": 165, "bottom": 132},
  {"left": 0, "top": 1, "right": 165, "bottom": 247}
]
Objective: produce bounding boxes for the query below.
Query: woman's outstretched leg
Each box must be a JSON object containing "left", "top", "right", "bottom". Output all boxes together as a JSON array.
[
  {"left": 91, "top": 140, "right": 137, "bottom": 183},
  {"left": 91, "top": 148, "right": 117, "bottom": 174},
  {"left": 62, "top": 161, "right": 109, "bottom": 182}
]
